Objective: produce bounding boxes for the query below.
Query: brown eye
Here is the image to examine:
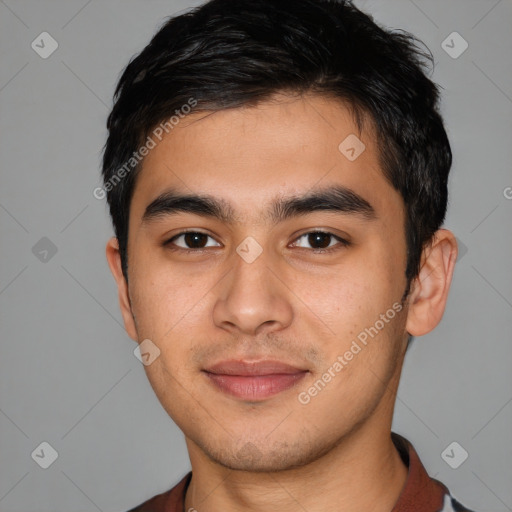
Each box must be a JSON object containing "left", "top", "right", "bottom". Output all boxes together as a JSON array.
[
  {"left": 292, "top": 231, "right": 350, "bottom": 252},
  {"left": 165, "top": 231, "right": 221, "bottom": 251}
]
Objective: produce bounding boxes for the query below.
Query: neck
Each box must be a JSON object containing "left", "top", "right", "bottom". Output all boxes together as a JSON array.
[{"left": 184, "top": 423, "right": 408, "bottom": 512}]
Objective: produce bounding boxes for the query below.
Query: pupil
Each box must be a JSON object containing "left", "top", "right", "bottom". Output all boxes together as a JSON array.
[
  {"left": 185, "top": 233, "right": 206, "bottom": 248},
  {"left": 309, "top": 232, "right": 330, "bottom": 249}
]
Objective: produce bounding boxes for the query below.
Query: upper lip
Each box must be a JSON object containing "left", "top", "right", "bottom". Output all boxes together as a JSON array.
[{"left": 203, "top": 359, "right": 307, "bottom": 376}]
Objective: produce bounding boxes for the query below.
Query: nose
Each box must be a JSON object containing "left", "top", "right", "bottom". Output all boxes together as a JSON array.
[{"left": 212, "top": 249, "right": 294, "bottom": 336}]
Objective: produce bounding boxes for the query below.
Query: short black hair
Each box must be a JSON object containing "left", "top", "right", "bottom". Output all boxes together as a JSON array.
[{"left": 102, "top": 0, "right": 452, "bottom": 293}]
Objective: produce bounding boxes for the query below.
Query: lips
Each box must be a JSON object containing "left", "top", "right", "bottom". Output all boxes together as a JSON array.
[
  {"left": 205, "top": 359, "right": 306, "bottom": 376},
  {"left": 203, "top": 359, "right": 308, "bottom": 400}
]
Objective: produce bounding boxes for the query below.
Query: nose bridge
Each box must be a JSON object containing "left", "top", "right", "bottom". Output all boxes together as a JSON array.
[{"left": 212, "top": 239, "right": 293, "bottom": 335}]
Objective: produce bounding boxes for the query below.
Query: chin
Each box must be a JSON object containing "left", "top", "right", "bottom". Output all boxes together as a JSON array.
[{"left": 200, "top": 437, "right": 329, "bottom": 473}]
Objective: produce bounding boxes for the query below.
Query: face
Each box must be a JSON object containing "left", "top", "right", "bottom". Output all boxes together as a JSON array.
[{"left": 113, "top": 94, "right": 413, "bottom": 471}]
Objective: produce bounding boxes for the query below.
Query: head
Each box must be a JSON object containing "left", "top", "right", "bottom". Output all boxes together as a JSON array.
[{"left": 103, "top": 0, "right": 457, "bottom": 471}]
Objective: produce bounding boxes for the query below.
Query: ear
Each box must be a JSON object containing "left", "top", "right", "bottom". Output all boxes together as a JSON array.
[
  {"left": 105, "top": 237, "right": 138, "bottom": 342},
  {"left": 406, "top": 229, "right": 458, "bottom": 337}
]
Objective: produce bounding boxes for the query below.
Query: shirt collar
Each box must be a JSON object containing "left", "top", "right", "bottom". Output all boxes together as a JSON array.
[{"left": 391, "top": 432, "right": 449, "bottom": 511}]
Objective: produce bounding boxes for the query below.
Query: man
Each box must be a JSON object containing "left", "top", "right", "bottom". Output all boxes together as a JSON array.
[{"left": 101, "top": 0, "right": 476, "bottom": 510}]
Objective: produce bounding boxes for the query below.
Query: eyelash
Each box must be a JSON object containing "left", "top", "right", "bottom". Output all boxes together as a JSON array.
[{"left": 163, "top": 230, "right": 351, "bottom": 254}]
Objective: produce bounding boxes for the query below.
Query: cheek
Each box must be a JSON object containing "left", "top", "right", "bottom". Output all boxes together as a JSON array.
[
  {"left": 128, "top": 248, "right": 210, "bottom": 337},
  {"left": 290, "top": 259, "right": 393, "bottom": 331},
  {"left": 291, "top": 254, "right": 405, "bottom": 370}
]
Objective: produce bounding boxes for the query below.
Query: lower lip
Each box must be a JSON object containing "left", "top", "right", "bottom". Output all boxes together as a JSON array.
[{"left": 203, "top": 372, "right": 308, "bottom": 400}]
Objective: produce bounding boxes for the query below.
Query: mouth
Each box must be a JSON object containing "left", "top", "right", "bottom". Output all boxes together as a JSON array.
[{"left": 202, "top": 359, "right": 309, "bottom": 401}]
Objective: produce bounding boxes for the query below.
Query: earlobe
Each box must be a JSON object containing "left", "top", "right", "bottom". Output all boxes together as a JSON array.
[
  {"left": 405, "top": 229, "right": 458, "bottom": 337},
  {"left": 105, "top": 237, "right": 139, "bottom": 342}
]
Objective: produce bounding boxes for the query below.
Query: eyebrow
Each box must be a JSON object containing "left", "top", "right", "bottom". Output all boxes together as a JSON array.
[{"left": 141, "top": 185, "right": 377, "bottom": 226}]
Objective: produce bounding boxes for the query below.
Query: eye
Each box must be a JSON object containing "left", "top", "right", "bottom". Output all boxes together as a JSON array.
[
  {"left": 290, "top": 231, "right": 350, "bottom": 253},
  {"left": 164, "top": 230, "right": 350, "bottom": 253},
  {"left": 165, "top": 231, "right": 221, "bottom": 251}
]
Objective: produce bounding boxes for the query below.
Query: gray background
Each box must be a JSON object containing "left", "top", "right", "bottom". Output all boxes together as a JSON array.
[{"left": 0, "top": 0, "right": 511, "bottom": 511}]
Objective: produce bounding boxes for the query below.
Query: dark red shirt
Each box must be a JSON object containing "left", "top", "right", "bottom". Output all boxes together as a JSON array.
[{"left": 127, "top": 433, "right": 475, "bottom": 512}]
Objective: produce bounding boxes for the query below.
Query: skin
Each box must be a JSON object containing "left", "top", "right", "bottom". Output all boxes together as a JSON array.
[{"left": 106, "top": 93, "right": 458, "bottom": 512}]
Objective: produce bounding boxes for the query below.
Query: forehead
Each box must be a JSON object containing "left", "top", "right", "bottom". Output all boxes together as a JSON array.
[{"left": 129, "top": 94, "right": 402, "bottom": 226}]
